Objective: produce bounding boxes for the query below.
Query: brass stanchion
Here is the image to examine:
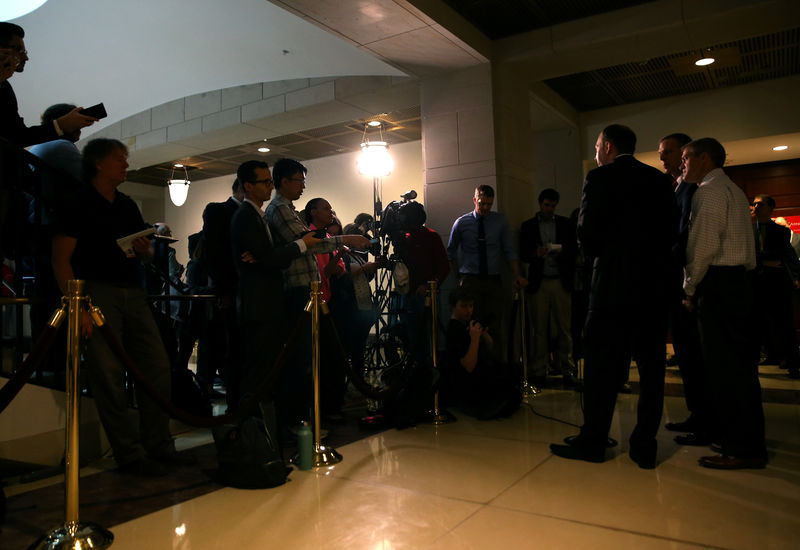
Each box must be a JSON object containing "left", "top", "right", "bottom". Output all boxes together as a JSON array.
[
  {"left": 518, "top": 290, "right": 540, "bottom": 398},
  {"left": 292, "top": 281, "right": 342, "bottom": 468},
  {"left": 426, "top": 280, "right": 453, "bottom": 425},
  {"left": 35, "top": 280, "right": 113, "bottom": 550}
]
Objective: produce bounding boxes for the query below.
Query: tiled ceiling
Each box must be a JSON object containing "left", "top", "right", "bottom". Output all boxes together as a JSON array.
[
  {"left": 442, "top": 1, "right": 799, "bottom": 112},
  {"left": 126, "top": 107, "right": 421, "bottom": 186},
  {"left": 544, "top": 27, "right": 800, "bottom": 111},
  {"left": 129, "top": 2, "right": 798, "bottom": 185},
  {"left": 443, "top": 0, "right": 655, "bottom": 40}
]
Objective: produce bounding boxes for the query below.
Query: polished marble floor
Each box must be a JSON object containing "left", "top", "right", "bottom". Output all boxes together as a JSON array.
[
  {"left": 3, "top": 359, "right": 798, "bottom": 549},
  {"left": 31, "top": 368, "right": 794, "bottom": 550}
]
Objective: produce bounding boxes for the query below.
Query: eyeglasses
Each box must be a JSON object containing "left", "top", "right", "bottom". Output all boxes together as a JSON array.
[
  {"left": 252, "top": 178, "right": 273, "bottom": 185},
  {"left": 751, "top": 202, "right": 766, "bottom": 208},
  {"left": 288, "top": 177, "right": 306, "bottom": 184}
]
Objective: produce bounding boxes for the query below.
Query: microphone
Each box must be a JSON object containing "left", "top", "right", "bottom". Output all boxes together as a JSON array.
[{"left": 400, "top": 189, "right": 417, "bottom": 200}]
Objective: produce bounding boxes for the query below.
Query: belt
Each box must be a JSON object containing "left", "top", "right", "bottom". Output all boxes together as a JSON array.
[
  {"left": 707, "top": 265, "right": 745, "bottom": 272},
  {"left": 459, "top": 273, "right": 501, "bottom": 281}
]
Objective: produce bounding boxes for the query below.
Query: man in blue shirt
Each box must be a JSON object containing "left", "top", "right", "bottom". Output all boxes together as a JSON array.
[{"left": 447, "top": 185, "right": 526, "bottom": 362}]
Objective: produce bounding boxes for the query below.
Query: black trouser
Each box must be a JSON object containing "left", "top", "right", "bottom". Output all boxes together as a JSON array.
[
  {"left": 696, "top": 266, "right": 766, "bottom": 459},
  {"left": 753, "top": 268, "right": 800, "bottom": 371},
  {"left": 669, "top": 296, "right": 714, "bottom": 433},
  {"left": 580, "top": 286, "right": 668, "bottom": 452}
]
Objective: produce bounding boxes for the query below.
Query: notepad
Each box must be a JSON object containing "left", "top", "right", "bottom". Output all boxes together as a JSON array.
[{"left": 116, "top": 227, "right": 156, "bottom": 257}]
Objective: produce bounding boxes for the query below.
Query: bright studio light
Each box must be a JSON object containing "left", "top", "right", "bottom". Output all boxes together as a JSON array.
[
  {"left": 695, "top": 57, "right": 715, "bottom": 66},
  {"left": 358, "top": 141, "right": 394, "bottom": 177},
  {"left": 773, "top": 145, "right": 789, "bottom": 151}
]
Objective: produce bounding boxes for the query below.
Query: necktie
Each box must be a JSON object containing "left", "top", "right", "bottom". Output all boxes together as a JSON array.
[{"left": 478, "top": 216, "right": 488, "bottom": 276}]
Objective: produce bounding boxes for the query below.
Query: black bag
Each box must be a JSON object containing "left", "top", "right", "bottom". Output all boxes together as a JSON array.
[{"left": 213, "top": 416, "right": 289, "bottom": 489}]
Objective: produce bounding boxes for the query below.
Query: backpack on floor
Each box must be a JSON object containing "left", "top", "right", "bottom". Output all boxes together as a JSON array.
[{"left": 212, "top": 416, "right": 289, "bottom": 489}]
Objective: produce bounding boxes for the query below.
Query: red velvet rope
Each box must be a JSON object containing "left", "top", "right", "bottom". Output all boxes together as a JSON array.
[
  {"left": 0, "top": 323, "right": 60, "bottom": 414},
  {"left": 95, "top": 312, "right": 310, "bottom": 427}
]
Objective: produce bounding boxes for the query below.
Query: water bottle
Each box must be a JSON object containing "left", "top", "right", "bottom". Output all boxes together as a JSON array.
[{"left": 297, "top": 421, "right": 312, "bottom": 470}]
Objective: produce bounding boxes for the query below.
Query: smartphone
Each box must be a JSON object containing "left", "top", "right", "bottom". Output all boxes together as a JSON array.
[{"left": 80, "top": 103, "right": 108, "bottom": 120}]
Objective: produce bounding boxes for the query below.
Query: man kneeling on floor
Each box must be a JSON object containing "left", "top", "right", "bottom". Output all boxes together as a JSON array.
[{"left": 442, "top": 287, "right": 521, "bottom": 420}]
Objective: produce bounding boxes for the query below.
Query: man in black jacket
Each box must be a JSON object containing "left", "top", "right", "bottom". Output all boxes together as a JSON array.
[
  {"left": 230, "top": 160, "right": 319, "bottom": 419},
  {"left": 519, "top": 188, "right": 577, "bottom": 386},
  {"left": 550, "top": 124, "right": 676, "bottom": 469},
  {"left": 659, "top": 133, "right": 715, "bottom": 445},
  {"left": 751, "top": 194, "right": 800, "bottom": 379},
  {"left": 0, "top": 22, "right": 95, "bottom": 147},
  {"left": 202, "top": 179, "right": 245, "bottom": 406}
]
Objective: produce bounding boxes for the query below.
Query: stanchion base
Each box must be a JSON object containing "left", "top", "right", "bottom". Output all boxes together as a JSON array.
[
  {"left": 32, "top": 521, "right": 113, "bottom": 550},
  {"left": 312, "top": 445, "right": 342, "bottom": 468},
  {"left": 521, "top": 381, "right": 541, "bottom": 398},
  {"left": 423, "top": 409, "right": 457, "bottom": 425}
]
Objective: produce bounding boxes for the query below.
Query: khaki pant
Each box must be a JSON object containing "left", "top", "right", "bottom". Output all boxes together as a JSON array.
[{"left": 527, "top": 278, "right": 574, "bottom": 376}]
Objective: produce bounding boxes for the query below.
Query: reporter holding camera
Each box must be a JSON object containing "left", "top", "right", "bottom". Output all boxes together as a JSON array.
[
  {"left": 394, "top": 201, "right": 449, "bottom": 363},
  {"left": 443, "top": 287, "right": 521, "bottom": 420}
]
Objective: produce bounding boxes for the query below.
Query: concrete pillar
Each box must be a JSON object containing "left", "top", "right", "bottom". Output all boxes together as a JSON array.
[{"left": 420, "top": 64, "right": 498, "bottom": 238}]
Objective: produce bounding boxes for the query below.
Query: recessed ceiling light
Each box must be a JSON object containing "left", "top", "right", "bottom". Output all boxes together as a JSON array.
[
  {"left": 695, "top": 57, "right": 715, "bottom": 66},
  {"left": 773, "top": 145, "right": 789, "bottom": 151},
  {"left": 367, "top": 120, "right": 382, "bottom": 127},
  {"left": 258, "top": 147, "right": 270, "bottom": 153},
  {"left": 173, "top": 163, "right": 184, "bottom": 168}
]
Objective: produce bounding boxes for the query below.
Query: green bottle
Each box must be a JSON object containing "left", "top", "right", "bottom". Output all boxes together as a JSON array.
[{"left": 297, "top": 421, "right": 312, "bottom": 470}]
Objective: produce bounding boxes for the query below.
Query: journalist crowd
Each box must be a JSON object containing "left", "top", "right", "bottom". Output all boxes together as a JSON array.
[{"left": 2, "top": 20, "right": 800, "bottom": 482}]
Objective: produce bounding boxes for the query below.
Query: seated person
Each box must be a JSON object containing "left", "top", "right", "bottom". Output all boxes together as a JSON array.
[{"left": 444, "top": 287, "right": 521, "bottom": 420}]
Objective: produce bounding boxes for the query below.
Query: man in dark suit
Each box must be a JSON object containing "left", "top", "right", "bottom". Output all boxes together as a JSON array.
[
  {"left": 230, "top": 161, "right": 320, "bottom": 423},
  {"left": 751, "top": 194, "right": 800, "bottom": 379},
  {"left": 0, "top": 23, "right": 96, "bottom": 147},
  {"left": 550, "top": 124, "right": 676, "bottom": 468},
  {"left": 202, "top": 179, "right": 245, "bottom": 406},
  {"left": 519, "top": 188, "right": 577, "bottom": 386},
  {"left": 659, "top": 133, "right": 715, "bottom": 445}
]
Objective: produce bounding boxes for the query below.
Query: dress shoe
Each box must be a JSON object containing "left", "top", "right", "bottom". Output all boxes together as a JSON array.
[
  {"left": 550, "top": 443, "right": 605, "bottom": 463},
  {"left": 562, "top": 373, "right": 582, "bottom": 389},
  {"left": 531, "top": 375, "right": 547, "bottom": 388},
  {"left": 665, "top": 416, "right": 697, "bottom": 433},
  {"left": 151, "top": 451, "right": 198, "bottom": 468},
  {"left": 698, "top": 454, "right": 766, "bottom": 470},
  {"left": 564, "top": 434, "right": 617, "bottom": 448},
  {"left": 118, "top": 457, "right": 168, "bottom": 477},
  {"left": 674, "top": 432, "right": 711, "bottom": 446},
  {"left": 629, "top": 447, "right": 656, "bottom": 469}
]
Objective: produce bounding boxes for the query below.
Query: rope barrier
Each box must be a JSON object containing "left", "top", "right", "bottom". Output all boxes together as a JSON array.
[
  {"left": 92, "top": 306, "right": 310, "bottom": 428},
  {"left": 0, "top": 305, "right": 65, "bottom": 414},
  {"left": 0, "top": 286, "right": 421, "bottom": 425},
  {"left": 324, "top": 313, "right": 415, "bottom": 401}
]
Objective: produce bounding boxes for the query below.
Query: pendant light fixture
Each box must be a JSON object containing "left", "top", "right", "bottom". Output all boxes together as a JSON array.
[{"left": 168, "top": 164, "right": 190, "bottom": 207}]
